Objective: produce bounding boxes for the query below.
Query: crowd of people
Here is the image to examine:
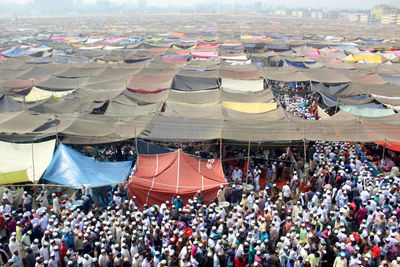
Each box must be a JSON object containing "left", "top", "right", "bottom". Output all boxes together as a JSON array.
[
  {"left": 270, "top": 81, "right": 320, "bottom": 120},
  {"left": 0, "top": 141, "right": 399, "bottom": 267}
]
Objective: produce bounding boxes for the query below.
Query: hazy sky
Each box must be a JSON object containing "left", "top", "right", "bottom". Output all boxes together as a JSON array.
[{"left": 0, "top": 0, "right": 395, "bottom": 9}]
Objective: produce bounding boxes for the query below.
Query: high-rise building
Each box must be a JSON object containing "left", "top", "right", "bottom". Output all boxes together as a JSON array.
[{"left": 370, "top": 5, "right": 397, "bottom": 20}]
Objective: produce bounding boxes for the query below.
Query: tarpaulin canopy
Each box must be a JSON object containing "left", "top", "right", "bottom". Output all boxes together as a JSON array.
[
  {"left": 340, "top": 105, "right": 395, "bottom": 117},
  {"left": 376, "top": 141, "right": 400, "bottom": 152},
  {"left": 221, "top": 101, "right": 277, "bottom": 113},
  {"left": 171, "top": 75, "right": 219, "bottom": 91},
  {"left": 128, "top": 150, "right": 227, "bottom": 208},
  {"left": 0, "top": 139, "right": 55, "bottom": 183},
  {"left": 42, "top": 143, "right": 132, "bottom": 188}
]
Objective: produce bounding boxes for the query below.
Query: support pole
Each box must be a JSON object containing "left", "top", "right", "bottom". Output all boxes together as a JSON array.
[
  {"left": 382, "top": 140, "right": 386, "bottom": 163},
  {"left": 219, "top": 138, "right": 223, "bottom": 162},
  {"left": 31, "top": 141, "right": 36, "bottom": 182},
  {"left": 245, "top": 129, "right": 252, "bottom": 187},
  {"left": 303, "top": 138, "right": 307, "bottom": 163},
  {"left": 134, "top": 125, "right": 138, "bottom": 154}
]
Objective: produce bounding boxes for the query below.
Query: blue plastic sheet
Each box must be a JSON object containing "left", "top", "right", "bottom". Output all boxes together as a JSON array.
[{"left": 42, "top": 143, "right": 132, "bottom": 188}]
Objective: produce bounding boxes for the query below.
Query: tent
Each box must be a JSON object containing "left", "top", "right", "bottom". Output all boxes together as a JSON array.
[
  {"left": 0, "top": 139, "right": 56, "bottom": 183},
  {"left": 376, "top": 141, "right": 400, "bottom": 152},
  {"left": 42, "top": 143, "right": 132, "bottom": 188},
  {"left": 128, "top": 151, "right": 227, "bottom": 207}
]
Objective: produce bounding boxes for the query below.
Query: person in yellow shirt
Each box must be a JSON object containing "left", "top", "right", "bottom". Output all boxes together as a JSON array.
[
  {"left": 333, "top": 252, "right": 348, "bottom": 267},
  {"left": 305, "top": 252, "right": 321, "bottom": 267},
  {"left": 15, "top": 221, "right": 22, "bottom": 242}
]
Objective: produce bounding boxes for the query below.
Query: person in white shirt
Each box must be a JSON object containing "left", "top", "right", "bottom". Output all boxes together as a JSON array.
[
  {"left": 2, "top": 189, "right": 13, "bottom": 205},
  {"left": 253, "top": 166, "right": 262, "bottom": 191},
  {"left": 36, "top": 191, "right": 49, "bottom": 208},
  {"left": 22, "top": 191, "right": 32, "bottom": 211},
  {"left": 52, "top": 194, "right": 61, "bottom": 215},
  {"left": 0, "top": 198, "right": 11, "bottom": 215},
  {"left": 282, "top": 182, "right": 291, "bottom": 203},
  {"left": 232, "top": 167, "right": 243, "bottom": 183}
]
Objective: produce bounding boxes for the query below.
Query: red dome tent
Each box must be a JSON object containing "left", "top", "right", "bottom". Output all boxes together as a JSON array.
[{"left": 128, "top": 150, "right": 227, "bottom": 208}]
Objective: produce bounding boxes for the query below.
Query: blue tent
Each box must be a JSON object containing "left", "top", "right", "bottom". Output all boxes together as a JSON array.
[
  {"left": 42, "top": 143, "right": 132, "bottom": 188},
  {"left": 2, "top": 47, "right": 26, "bottom": 57}
]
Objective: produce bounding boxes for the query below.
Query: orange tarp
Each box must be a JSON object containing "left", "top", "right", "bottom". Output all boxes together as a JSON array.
[{"left": 128, "top": 151, "right": 227, "bottom": 207}]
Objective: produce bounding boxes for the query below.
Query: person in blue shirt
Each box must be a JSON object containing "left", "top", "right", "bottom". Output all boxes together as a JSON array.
[{"left": 173, "top": 195, "right": 183, "bottom": 211}]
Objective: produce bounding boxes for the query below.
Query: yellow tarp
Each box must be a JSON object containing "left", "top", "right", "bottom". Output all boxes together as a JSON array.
[
  {"left": 222, "top": 102, "right": 277, "bottom": 113},
  {"left": 24, "top": 87, "right": 74, "bottom": 102},
  {"left": 343, "top": 54, "right": 382, "bottom": 63},
  {"left": 0, "top": 170, "right": 29, "bottom": 184}
]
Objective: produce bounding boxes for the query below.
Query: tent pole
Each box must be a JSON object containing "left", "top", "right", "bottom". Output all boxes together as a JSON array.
[
  {"left": 31, "top": 141, "right": 36, "bottom": 182},
  {"left": 134, "top": 125, "right": 138, "bottom": 154},
  {"left": 382, "top": 139, "right": 386, "bottom": 162},
  {"left": 245, "top": 130, "right": 251, "bottom": 187},
  {"left": 303, "top": 138, "right": 307, "bottom": 163},
  {"left": 219, "top": 138, "right": 223, "bottom": 162}
]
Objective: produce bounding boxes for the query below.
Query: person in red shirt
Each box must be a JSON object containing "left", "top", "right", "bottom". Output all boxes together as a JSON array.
[
  {"left": 235, "top": 256, "right": 246, "bottom": 267},
  {"left": 372, "top": 243, "right": 382, "bottom": 265},
  {"left": 60, "top": 239, "right": 67, "bottom": 264}
]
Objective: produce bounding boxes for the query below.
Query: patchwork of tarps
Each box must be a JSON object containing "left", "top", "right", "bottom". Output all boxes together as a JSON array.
[{"left": 0, "top": 33, "right": 400, "bottom": 144}]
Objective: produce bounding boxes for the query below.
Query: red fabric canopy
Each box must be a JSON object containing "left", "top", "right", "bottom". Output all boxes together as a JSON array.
[
  {"left": 128, "top": 151, "right": 227, "bottom": 208},
  {"left": 376, "top": 141, "right": 400, "bottom": 152}
]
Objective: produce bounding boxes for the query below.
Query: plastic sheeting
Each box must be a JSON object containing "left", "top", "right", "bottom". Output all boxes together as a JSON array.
[
  {"left": 0, "top": 139, "right": 55, "bottom": 182},
  {"left": 340, "top": 105, "right": 395, "bottom": 117},
  {"left": 221, "top": 101, "right": 277, "bottom": 113},
  {"left": 191, "top": 51, "right": 219, "bottom": 58},
  {"left": 221, "top": 78, "right": 264, "bottom": 92},
  {"left": 23, "top": 87, "right": 74, "bottom": 102},
  {"left": 42, "top": 143, "right": 132, "bottom": 188},
  {"left": 171, "top": 75, "right": 219, "bottom": 91},
  {"left": 128, "top": 150, "right": 227, "bottom": 208}
]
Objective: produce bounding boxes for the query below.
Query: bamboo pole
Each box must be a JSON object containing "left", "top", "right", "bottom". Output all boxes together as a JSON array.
[{"left": 245, "top": 128, "right": 252, "bottom": 187}]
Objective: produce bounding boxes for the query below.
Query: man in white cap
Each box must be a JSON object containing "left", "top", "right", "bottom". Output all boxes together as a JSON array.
[
  {"left": 21, "top": 230, "right": 32, "bottom": 251},
  {"left": 98, "top": 249, "right": 108, "bottom": 267},
  {"left": 232, "top": 166, "right": 243, "bottom": 183},
  {"left": 40, "top": 242, "right": 50, "bottom": 261},
  {"left": 36, "top": 190, "right": 49, "bottom": 208},
  {"left": 217, "top": 185, "right": 225, "bottom": 205},
  {"left": 173, "top": 195, "right": 183, "bottom": 211},
  {"left": 52, "top": 194, "right": 61, "bottom": 215},
  {"left": 2, "top": 189, "right": 13, "bottom": 205},
  {"left": 22, "top": 191, "right": 32, "bottom": 211},
  {"left": 8, "top": 234, "right": 21, "bottom": 257},
  {"left": 333, "top": 252, "right": 348, "bottom": 267}
]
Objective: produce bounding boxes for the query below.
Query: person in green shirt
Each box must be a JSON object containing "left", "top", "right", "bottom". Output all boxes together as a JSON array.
[{"left": 248, "top": 244, "right": 256, "bottom": 265}]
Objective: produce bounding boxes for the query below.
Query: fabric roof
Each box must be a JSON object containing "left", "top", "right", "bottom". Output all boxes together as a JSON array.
[
  {"left": 42, "top": 143, "right": 132, "bottom": 188},
  {"left": 221, "top": 101, "right": 277, "bottom": 113},
  {"left": 0, "top": 139, "right": 55, "bottom": 182},
  {"left": 128, "top": 150, "right": 227, "bottom": 207}
]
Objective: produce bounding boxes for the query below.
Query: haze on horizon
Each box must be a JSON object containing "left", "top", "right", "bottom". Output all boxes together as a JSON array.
[{"left": 0, "top": 0, "right": 398, "bottom": 10}]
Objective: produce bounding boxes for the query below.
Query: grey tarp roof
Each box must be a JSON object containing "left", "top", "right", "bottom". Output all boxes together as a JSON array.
[
  {"left": 168, "top": 89, "right": 220, "bottom": 104},
  {"left": 170, "top": 75, "right": 219, "bottom": 91}
]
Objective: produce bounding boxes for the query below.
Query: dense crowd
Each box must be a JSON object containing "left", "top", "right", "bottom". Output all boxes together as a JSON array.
[
  {"left": 270, "top": 81, "right": 319, "bottom": 120},
  {"left": 0, "top": 141, "right": 399, "bottom": 267}
]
